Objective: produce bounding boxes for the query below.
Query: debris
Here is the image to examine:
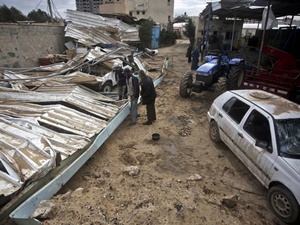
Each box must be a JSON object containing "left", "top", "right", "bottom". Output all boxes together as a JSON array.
[
  {"left": 187, "top": 174, "right": 202, "bottom": 181},
  {"left": 32, "top": 200, "right": 55, "bottom": 219},
  {"left": 174, "top": 203, "right": 184, "bottom": 216},
  {"left": 123, "top": 166, "right": 140, "bottom": 176},
  {"left": 222, "top": 195, "right": 239, "bottom": 208}
]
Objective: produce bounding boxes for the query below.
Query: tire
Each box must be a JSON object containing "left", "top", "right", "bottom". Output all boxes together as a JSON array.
[
  {"left": 215, "top": 76, "right": 228, "bottom": 97},
  {"left": 101, "top": 82, "right": 113, "bottom": 92},
  {"left": 209, "top": 120, "right": 221, "bottom": 143},
  {"left": 267, "top": 185, "right": 300, "bottom": 224},
  {"left": 228, "top": 63, "right": 245, "bottom": 90},
  {"left": 179, "top": 71, "right": 193, "bottom": 98}
]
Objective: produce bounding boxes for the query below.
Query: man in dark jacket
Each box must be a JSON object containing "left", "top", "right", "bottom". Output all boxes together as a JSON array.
[
  {"left": 139, "top": 70, "right": 156, "bottom": 125},
  {"left": 124, "top": 66, "right": 140, "bottom": 126},
  {"left": 112, "top": 62, "right": 126, "bottom": 100}
]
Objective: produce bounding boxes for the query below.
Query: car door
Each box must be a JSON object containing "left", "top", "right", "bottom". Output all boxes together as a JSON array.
[
  {"left": 234, "top": 108, "right": 277, "bottom": 185},
  {"left": 217, "top": 97, "right": 250, "bottom": 155}
]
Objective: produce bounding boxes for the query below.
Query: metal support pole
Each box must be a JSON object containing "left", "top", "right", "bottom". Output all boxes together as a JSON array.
[
  {"left": 289, "top": 15, "right": 294, "bottom": 27},
  {"left": 47, "top": 0, "right": 54, "bottom": 23},
  {"left": 256, "top": 1, "right": 271, "bottom": 73},
  {"left": 230, "top": 13, "right": 236, "bottom": 51},
  {"left": 205, "top": 3, "right": 211, "bottom": 54}
]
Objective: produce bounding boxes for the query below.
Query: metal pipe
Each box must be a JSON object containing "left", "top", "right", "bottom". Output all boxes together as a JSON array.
[
  {"left": 47, "top": 0, "right": 54, "bottom": 23},
  {"left": 289, "top": 15, "right": 294, "bottom": 27},
  {"left": 256, "top": 1, "right": 271, "bottom": 73},
  {"left": 230, "top": 13, "right": 237, "bottom": 51}
]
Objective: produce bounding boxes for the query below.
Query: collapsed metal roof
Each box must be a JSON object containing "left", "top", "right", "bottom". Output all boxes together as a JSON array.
[
  {"left": 201, "top": 0, "right": 300, "bottom": 20},
  {"left": 0, "top": 84, "right": 120, "bottom": 199},
  {"left": 65, "top": 10, "right": 140, "bottom": 46}
]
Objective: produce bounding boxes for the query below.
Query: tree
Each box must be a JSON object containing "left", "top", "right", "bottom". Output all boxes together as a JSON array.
[
  {"left": 0, "top": 5, "right": 27, "bottom": 22},
  {"left": 138, "top": 20, "right": 154, "bottom": 49},
  {"left": 183, "top": 18, "right": 196, "bottom": 46},
  {"left": 10, "top": 7, "right": 27, "bottom": 21},
  {"left": 27, "top": 9, "right": 52, "bottom": 23}
]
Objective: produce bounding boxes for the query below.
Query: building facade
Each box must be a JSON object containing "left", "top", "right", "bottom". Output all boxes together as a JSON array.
[
  {"left": 76, "top": 0, "right": 103, "bottom": 14},
  {"left": 99, "top": 0, "right": 174, "bottom": 27}
]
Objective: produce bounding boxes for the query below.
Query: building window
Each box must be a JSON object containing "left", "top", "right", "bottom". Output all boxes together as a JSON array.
[
  {"left": 168, "top": 0, "right": 171, "bottom": 5},
  {"left": 129, "top": 11, "right": 133, "bottom": 16},
  {"left": 168, "top": 15, "right": 171, "bottom": 22},
  {"left": 142, "top": 11, "right": 145, "bottom": 15},
  {"left": 137, "top": 11, "right": 140, "bottom": 15}
]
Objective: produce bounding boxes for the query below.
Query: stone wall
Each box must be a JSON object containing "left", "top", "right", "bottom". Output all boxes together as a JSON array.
[{"left": 0, "top": 23, "right": 65, "bottom": 68}]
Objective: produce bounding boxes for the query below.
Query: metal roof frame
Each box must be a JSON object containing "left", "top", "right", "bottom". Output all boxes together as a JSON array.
[{"left": 201, "top": 0, "right": 300, "bottom": 20}]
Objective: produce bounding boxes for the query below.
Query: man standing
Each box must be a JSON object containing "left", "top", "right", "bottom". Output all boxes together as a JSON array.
[
  {"left": 139, "top": 70, "right": 156, "bottom": 125},
  {"left": 124, "top": 66, "right": 140, "bottom": 126},
  {"left": 191, "top": 46, "right": 200, "bottom": 70},
  {"left": 112, "top": 62, "right": 126, "bottom": 100}
]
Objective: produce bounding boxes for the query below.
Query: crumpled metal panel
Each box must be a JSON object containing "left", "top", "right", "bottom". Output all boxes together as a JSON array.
[
  {"left": 0, "top": 118, "right": 56, "bottom": 197},
  {"left": 65, "top": 9, "right": 139, "bottom": 44},
  {"left": 0, "top": 85, "right": 120, "bottom": 120},
  {"left": 4, "top": 71, "right": 103, "bottom": 88}
]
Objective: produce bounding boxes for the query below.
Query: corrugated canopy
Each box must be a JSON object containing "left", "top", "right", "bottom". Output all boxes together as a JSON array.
[{"left": 201, "top": 0, "right": 300, "bottom": 20}]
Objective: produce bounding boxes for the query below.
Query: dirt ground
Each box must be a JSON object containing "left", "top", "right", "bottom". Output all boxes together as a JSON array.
[{"left": 39, "top": 40, "right": 284, "bottom": 225}]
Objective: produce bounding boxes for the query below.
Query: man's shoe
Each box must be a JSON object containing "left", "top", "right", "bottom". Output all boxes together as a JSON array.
[
  {"left": 128, "top": 122, "right": 136, "bottom": 126},
  {"left": 143, "top": 121, "right": 152, "bottom": 125}
]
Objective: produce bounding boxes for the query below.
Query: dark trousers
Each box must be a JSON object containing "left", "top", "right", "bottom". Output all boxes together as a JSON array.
[{"left": 146, "top": 99, "right": 156, "bottom": 122}]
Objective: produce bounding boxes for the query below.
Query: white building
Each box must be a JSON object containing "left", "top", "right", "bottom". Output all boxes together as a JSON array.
[{"left": 100, "top": 0, "right": 174, "bottom": 27}]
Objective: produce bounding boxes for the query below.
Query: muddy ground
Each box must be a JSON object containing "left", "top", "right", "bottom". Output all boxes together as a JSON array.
[{"left": 34, "top": 40, "right": 285, "bottom": 225}]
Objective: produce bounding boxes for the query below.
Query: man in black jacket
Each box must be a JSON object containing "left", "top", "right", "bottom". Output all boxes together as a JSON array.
[
  {"left": 139, "top": 70, "right": 156, "bottom": 125},
  {"left": 124, "top": 66, "right": 140, "bottom": 126}
]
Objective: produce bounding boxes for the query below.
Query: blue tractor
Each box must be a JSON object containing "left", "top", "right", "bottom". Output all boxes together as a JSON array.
[{"left": 179, "top": 53, "right": 245, "bottom": 97}]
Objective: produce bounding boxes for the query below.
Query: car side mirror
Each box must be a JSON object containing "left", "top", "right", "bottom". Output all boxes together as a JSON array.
[{"left": 255, "top": 140, "right": 272, "bottom": 153}]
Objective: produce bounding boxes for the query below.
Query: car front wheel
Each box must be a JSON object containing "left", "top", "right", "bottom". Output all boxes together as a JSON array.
[
  {"left": 267, "top": 185, "right": 300, "bottom": 224},
  {"left": 209, "top": 120, "right": 221, "bottom": 143}
]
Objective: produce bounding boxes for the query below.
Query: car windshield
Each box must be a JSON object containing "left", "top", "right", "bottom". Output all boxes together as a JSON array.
[{"left": 276, "top": 119, "right": 300, "bottom": 157}]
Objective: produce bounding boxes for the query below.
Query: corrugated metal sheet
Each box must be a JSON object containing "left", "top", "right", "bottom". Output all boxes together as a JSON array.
[
  {"left": 0, "top": 117, "right": 56, "bottom": 197},
  {"left": 65, "top": 9, "right": 139, "bottom": 45},
  {"left": 0, "top": 83, "right": 123, "bottom": 200}
]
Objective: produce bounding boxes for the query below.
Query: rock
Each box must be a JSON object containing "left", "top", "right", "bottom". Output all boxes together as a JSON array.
[
  {"left": 61, "top": 190, "right": 72, "bottom": 200},
  {"left": 187, "top": 174, "right": 202, "bottom": 181},
  {"left": 123, "top": 166, "right": 140, "bottom": 176},
  {"left": 71, "top": 187, "right": 84, "bottom": 198},
  {"left": 207, "top": 196, "right": 222, "bottom": 206},
  {"left": 32, "top": 200, "right": 55, "bottom": 219},
  {"left": 222, "top": 195, "right": 239, "bottom": 208}
]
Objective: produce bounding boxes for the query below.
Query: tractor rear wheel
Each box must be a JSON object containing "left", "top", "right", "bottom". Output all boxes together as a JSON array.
[
  {"left": 180, "top": 71, "right": 193, "bottom": 98},
  {"left": 215, "top": 76, "right": 228, "bottom": 97},
  {"left": 228, "top": 64, "right": 245, "bottom": 90}
]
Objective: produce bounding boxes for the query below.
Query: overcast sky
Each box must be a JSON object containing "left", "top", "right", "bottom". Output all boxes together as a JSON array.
[{"left": 0, "top": 0, "right": 207, "bottom": 18}]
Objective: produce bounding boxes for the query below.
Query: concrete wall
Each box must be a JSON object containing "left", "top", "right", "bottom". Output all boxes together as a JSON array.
[
  {"left": 0, "top": 23, "right": 65, "bottom": 68},
  {"left": 100, "top": 0, "right": 127, "bottom": 14}
]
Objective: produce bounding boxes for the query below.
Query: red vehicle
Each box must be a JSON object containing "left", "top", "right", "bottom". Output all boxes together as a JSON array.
[{"left": 242, "top": 45, "right": 300, "bottom": 104}]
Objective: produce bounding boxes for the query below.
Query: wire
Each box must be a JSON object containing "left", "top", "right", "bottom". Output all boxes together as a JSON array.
[
  {"left": 51, "top": 0, "right": 63, "bottom": 20},
  {"left": 34, "top": 0, "right": 44, "bottom": 11}
]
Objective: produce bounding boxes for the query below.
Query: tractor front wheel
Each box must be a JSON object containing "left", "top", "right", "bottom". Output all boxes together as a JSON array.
[
  {"left": 179, "top": 71, "right": 193, "bottom": 98},
  {"left": 228, "top": 64, "right": 245, "bottom": 90}
]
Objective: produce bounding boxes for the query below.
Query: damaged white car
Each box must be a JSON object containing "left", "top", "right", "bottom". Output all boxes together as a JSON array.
[{"left": 207, "top": 89, "right": 300, "bottom": 224}]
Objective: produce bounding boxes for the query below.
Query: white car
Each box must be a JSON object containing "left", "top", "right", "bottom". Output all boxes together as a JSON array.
[{"left": 207, "top": 89, "right": 300, "bottom": 224}]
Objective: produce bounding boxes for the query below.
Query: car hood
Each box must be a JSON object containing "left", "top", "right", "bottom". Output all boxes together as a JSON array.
[{"left": 283, "top": 158, "right": 300, "bottom": 175}]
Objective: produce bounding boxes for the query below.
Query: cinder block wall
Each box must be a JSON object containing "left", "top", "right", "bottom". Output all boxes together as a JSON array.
[{"left": 0, "top": 23, "right": 65, "bottom": 68}]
